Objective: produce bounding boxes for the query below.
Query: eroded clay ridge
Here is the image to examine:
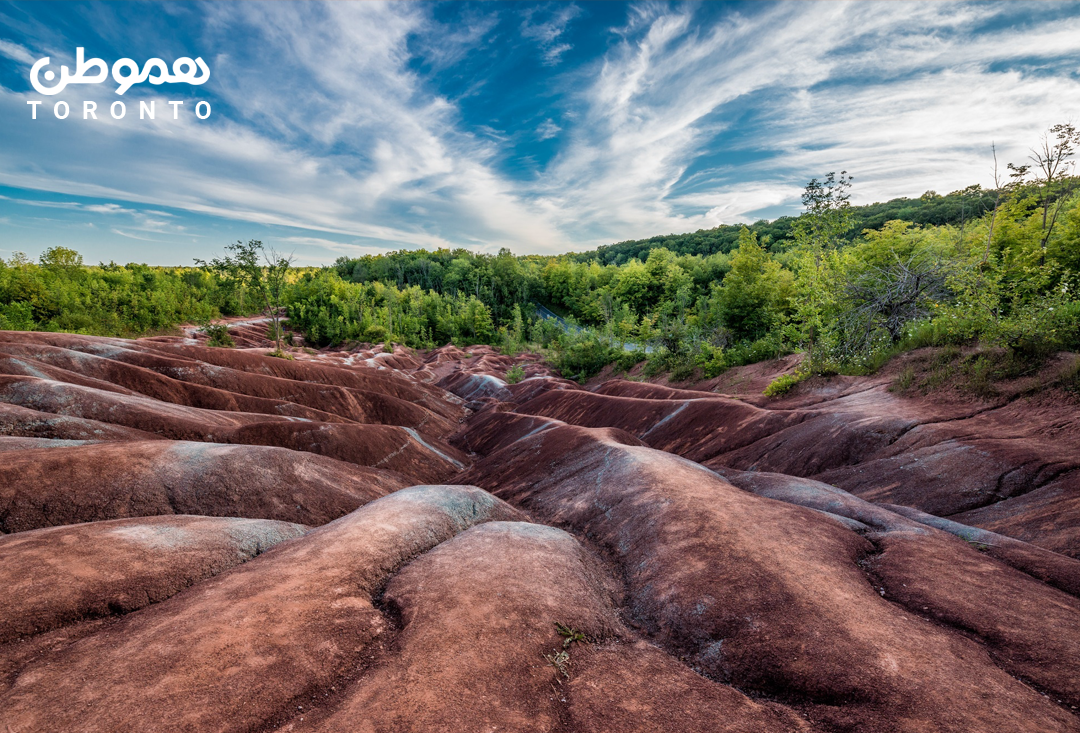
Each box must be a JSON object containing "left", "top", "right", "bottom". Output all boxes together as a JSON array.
[{"left": 2, "top": 332, "right": 1079, "bottom": 733}]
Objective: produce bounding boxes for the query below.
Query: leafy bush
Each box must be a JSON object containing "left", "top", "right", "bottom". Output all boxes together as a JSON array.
[
  {"left": 505, "top": 364, "right": 525, "bottom": 384},
  {"left": 267, "top": 322, "right": 285, "bottom": 344},
  {"left": 363, "top": 324, "right": 388, "bottom": 343},
  {"left": 670, "top": 360, "right": 698, "bottom": 382},
  {"left": 0, "top": 301, "right": 34, "bottom": 331},
  {"left": 552, "top": 338, "right": 616, "bottom": 383},
  {"left": 1060, "top": 357, "right": 1080, "bottom": 396},
  {"left": 199, "top": 323, "right": 235, "bottom": 348},
  {"left": 723, "top": 336, "right": 787, "bottom": 368},
  {"left": 0, "top": 254, "right": 240, "bottom": 337},
  {"left": 614, "top": 349, "right": 646, "bottom": 372}
]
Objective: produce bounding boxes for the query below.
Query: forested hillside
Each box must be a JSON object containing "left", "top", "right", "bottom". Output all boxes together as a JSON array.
[{"left": 571, "top": 185, "right": 1000, "bottom": 265}]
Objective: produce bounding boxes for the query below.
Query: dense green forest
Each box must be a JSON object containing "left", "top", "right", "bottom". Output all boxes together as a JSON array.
[
  {"left": 0, "top": 248, "right": 239, "bottom": 336},
  {"left": 3, "top": 125, "right": 1078, "bottom": 389},
  {"left": 571, "top": 185, "right": 1000, "bottom": 265}
]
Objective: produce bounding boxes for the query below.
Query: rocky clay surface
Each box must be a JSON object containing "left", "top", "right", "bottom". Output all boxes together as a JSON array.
[{"left": 1, "top": 327, "right": 1078, "bottom": 733}]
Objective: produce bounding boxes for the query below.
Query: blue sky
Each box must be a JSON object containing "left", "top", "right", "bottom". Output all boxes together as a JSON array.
[{"left": 1, "top": 1, "right": 1079, "bottom": 265}]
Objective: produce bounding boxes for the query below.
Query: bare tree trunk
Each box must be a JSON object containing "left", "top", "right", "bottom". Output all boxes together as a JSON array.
[{"left": 984, "top": 144, "right": 1002, "bottom": 266}]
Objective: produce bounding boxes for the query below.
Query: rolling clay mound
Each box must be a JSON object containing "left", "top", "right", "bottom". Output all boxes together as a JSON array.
[
  {"left": 455, "top": 417, "right": 1080, "bottom": 730},
  {"left": 0, "top": 401, "right": 163, "bottom": 442},
  {"left": 147, "top": 340, "right": 461, "bottom": 418},
  {"left": 504, "top": 367, "right": 1080, "bottom": 558},
  {"left": 515, "top": 387, "right": 810, "bottom": 461},
  {"left": 0, "top": 515, "right": 307, "bottom": 644},
  {"left": 293, "top": 520, "right": 808, "bottom": 733},
  {"left": 0, "top": 440, "right": 409, "bottom": 533},
  {"left": 0, "top": 485, "right": 525, "bottom": 732},
  {"left": 2, "top": 334, "right": 1079, "bottom": 732},
  {"left": 0, "top": 336, "right": 460, "bottom": 432},
  {"left": 0, "top": 332, "right": 469, "bottom": 484}
]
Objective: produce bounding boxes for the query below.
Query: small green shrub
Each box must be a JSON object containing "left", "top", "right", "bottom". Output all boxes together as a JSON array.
[
  {"left": 505, "top": 364, "right": 525, "bottom": 384},
  {"left": 641, "top": 352, "right": 668, "bottom": 378},
  {"left": 670, "top": 360, "right": 697, "bottom": 382},
  {"left": 699, "top": 346, "right": 728, "bottom": 379},
  {"left": 554, "top": 622, "right": 587, "bottom": 648},
  {"left": 724, "top": 336, "right": 787, "bottom": 368},
  {"left": 614, "top": 349, "right": 646, "bottom": 373},
  {"left": 544, "top": 649, "right": 571, "bottom": 680},
  {"left": 199, "top": 323, "right": 235, "bottom": 348},
  {"left": 763, "top": 372, "right": 802, "bottom": 397}
]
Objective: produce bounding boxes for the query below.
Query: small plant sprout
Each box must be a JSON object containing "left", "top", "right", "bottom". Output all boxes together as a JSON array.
[
  {"left": 544, "top": 622, "right": 587, "bottom": 682},
  {"left": 544, "top": 650, "right": 571, "bottom": 681},
  {"left": 554, "top": 621, "right": 586, "bottom": 648}
]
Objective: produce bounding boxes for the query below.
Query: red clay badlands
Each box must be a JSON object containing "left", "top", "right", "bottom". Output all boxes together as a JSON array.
[{"left": 2, "top": 332, "right": 1079, "bottom": 733}]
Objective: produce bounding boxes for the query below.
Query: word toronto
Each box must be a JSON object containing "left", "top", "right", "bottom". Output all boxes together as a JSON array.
[
  {"left": 26, "top": 47, "right": 211, "bottom": 121},
  {"left": 27, "top": 99, "right": 210, "bottom": 120}
]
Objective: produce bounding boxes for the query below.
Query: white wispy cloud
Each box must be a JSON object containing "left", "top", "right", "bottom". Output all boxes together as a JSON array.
[
  {"left": 536, "top": 119, "right": 561, "bottom": 140},
  {"left": 84, "top": 203, "right": 136, "bottom": 214},
  {"left": 109, "top": 227, "right": 161, "bottom": 242},
  {"left": 520, "top": 4, "right": 582, "bottom": 65},
  {"left": 0, "top": 39, "right": 35, "bottom": 65},
  {"left": 532, "top": 1, "right": 1080, "bottom": 241},
  {"left": 2, "top": 0, "right": 1079, "bottom": 260}
]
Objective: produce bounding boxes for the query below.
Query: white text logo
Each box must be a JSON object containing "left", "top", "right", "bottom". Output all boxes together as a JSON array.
[{"left": 30, "top": 47, "right": 209, "bottom": 96}]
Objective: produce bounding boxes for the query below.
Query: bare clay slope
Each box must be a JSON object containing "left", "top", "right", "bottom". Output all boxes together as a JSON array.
[
  {"left": 1, "top": 333, "right": 1078, "bottom": 732},
  {"left": 455, "top": 415, "right": 1080, "bottom": 732},
  {"left": 518, "top": 376, "right": 1080, "bottom": 557},
  {"left": 0, "top": 331, "right": 468, "bottom": 486}
]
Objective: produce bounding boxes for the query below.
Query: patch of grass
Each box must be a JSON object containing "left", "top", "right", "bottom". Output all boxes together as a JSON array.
[
  {"left": 670, "top": 361, "right": 698, "bottom": 382},
  {"left": 614, "top": 350, "right": 646, "bottom": 373},
  {"left": 267, "top": 348, "right": 295, "bottom": 360},
  {"left": 641, "top": 354, "right": 666, "bottom": 378},
  {"left": 893, "top": 345, "right": 1064, "bottom": 399},
  {"left": 544, "top": 621, "right": 588, "bottom": 682},
  {"left": 1060, "top": 357, "right": 1080, "bottom": 395},
  {"left": 935, "top": 345, "right": 962, "bottom": 367},
  {"left": 892, "top": 365, "right": 916, "bottom": 392},
  {"left": 763, "top": 372, "right": 802, "bottom": 397}
]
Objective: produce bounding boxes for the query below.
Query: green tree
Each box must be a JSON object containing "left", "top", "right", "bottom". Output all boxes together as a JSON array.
[
  {"left": 197, "top": 240, "right": 294, "bottom": 354},
  {"left": 792, "top": 171, "right": 855, "bottom": 259},
  {"left": 40, "top": 246, "right": 84, "bottom": 270},
  {"left": 791, "top": 171, "right": 855, "bottom": 363},
  {"left": 714, "top": 228, "right": 792, "bottom": 341}
]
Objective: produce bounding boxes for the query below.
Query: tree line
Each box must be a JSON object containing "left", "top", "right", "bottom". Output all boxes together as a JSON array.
[{"left": 2, "top": 125, "right": 1077, "bottom": 385}]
